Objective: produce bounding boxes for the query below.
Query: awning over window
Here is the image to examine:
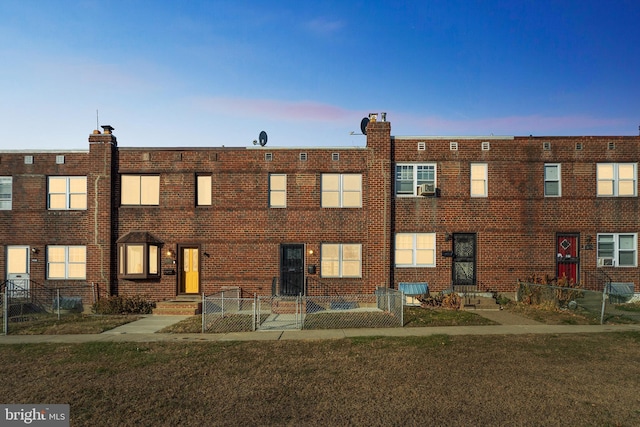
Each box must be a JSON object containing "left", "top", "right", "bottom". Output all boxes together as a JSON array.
[{"left": 116, "top": 231, "right": 163, "bottom": 245}]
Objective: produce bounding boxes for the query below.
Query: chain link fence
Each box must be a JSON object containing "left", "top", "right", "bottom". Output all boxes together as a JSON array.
[
  {"left": 516, "top": 281, "right": 640, "bottom": 324},
  {"left": 202, "top": 288, "right": 404, "bottom": 333},
  {"left": 1, "top": 280, "right": 97, "bottom": 334}
]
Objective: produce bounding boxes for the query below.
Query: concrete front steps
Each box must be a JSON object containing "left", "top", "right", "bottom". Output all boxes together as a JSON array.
[
  {"left": 153, "top": 297, "right": 202, "bottom": 316},
  {"left": 460, "top": 294, "right": 501, "bottom": 311}
]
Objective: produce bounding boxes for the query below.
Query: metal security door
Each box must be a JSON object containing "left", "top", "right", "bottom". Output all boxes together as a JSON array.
[
  {"left": 556, "top": 234, "right": 579, "bottom": 284},
  {"left": 280, "top": 244, "right": 304, "bottom": 296},
  {"left": 452, "top": 233, "right": 476, "bottom": 288}
]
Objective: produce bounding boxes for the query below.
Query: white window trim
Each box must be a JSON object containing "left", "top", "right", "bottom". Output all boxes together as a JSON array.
[
  {"left": 395, "top": 163, "right": 437, "bottom": 197},
  {"left": 395, "top": 233, "right": 436, "bottom": 267},
  {"left": 544, "top": 164, "right": 561, "bottom": 197},
  {"left": 0, "top": 177, "right": 12, "bottom": 210},
  {"left": 596, "top": 163, "right": 637, "bottom": 197},
  {"left": 269, "top": 174, "right": 287, "bottom": 208},
  {"left": 321, "top": 174, "right": 362, "bottom": 208},
  {"left": 597, "top": 233, "right": 637, "bottom": 267},
  {"left": 48, "top": 176, "right": 88, "bottom": 210},
  {"left": 320, "top": 243, "right": 362, "bottom": 278},
  {"left": 470, "top": 163, "right": 488, "bottom": 198},
  {"left": 47, "top": 245, "right": 86, "bottom": 280}
]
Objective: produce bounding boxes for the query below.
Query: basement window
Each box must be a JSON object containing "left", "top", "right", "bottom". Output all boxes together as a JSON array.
[{"left": 117, "top": 232, "right": 162, "bottom": 279}]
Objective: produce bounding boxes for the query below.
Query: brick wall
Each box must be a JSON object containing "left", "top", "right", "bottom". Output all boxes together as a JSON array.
[{"left": 391, "top": 135, "right": 640, "bottom": 292}]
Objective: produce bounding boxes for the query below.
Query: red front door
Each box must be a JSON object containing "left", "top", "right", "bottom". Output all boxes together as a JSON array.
[{"left": 556, "top": 234, "right": 579, "bottom": 284}]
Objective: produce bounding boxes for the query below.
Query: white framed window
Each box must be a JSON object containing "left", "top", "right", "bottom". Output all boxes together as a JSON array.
[
  {"left": 395, "top": 164, "right": 436, "bottom": 196},
  {"left": 48, "top": 176, "right": 87, "bottom": 210},
  {"left": 196, "top": 175, "right": 212, "bottom": 206},
  {"left": 395, "top": 233, "right": 436, "bottom": 267},
  {"left": 269, "top": 174, "right": 287, "bottom": 208},
  {"left": 121, "top": 175, "right": 160, "bottom": 205},
  {"left": 544, "top": 164, "right": 561, "bottom": 197},
  {"left": 597, "top": 163, "right": 637, "bottom": 197},
  {"left": 47, "top": 246, "right": 86, "bottom": 279},
  {"left": 321, "top": 174, "right": 362, "bottom": 208},
  {"left": 321, "top": 243, "right": 362, "bottom": 278},
  {"left": 0, "top": 177, "right": 12, "bottom": 210},
  {"left": 470, "top": 163, "right": 488, "bottom": 197},
  {"left": 597, "top": 233, "right": 637, "bottom": 267}
]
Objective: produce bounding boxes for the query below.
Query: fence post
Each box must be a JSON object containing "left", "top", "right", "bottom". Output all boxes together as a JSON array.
[
  {"left": 3, "top": 285, "right": 7, "bottom": 335},
  {"left": 600, "top": 284, "right": 608, "bottom": 325},
  {"left": 253, "top": 294, "right": 257, "bottom": 332},
  {"left": 201, "top": 292, "right": 206, "bottom": 333},
  {"left": 400, "top": 290, "right": 404, "bottom": 327}
]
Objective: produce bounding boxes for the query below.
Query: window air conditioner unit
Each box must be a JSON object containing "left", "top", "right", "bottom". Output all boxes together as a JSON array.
[
  {"left": 417, "top": 183, "right": 436, "bottom": 196},
  {"left": 598, "top": 257, "right": 614, "bottom": 267}
]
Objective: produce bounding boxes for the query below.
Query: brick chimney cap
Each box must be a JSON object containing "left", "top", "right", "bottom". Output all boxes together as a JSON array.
[{"left": 101, "top": 125, "right": 115, "bottom": 134}]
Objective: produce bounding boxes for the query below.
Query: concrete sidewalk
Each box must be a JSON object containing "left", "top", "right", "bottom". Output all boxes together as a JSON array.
[{"left": 0, "top": 310, "right": 639, "bottom": 344}]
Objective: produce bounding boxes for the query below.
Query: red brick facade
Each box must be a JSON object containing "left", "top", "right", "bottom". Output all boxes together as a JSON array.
[{"left": 1, "top": 120, "right": 638, "bottom": 303}]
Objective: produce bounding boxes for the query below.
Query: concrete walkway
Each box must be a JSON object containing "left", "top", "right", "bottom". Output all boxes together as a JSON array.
[{"left": 0, "top": 311, "right": 638, "bottom": 344}]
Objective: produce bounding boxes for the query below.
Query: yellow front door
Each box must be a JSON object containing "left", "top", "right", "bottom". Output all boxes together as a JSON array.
[{"left": 182, "top": 248, "right": 199, "bottom": 293}]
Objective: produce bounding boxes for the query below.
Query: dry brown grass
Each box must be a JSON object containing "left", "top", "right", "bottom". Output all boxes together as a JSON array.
[
  {"left": 7, "top": 314, "right": 140, "bottom": 335},
  {"left": 1, "top": 332, "right": 639, "bottom": 426}
]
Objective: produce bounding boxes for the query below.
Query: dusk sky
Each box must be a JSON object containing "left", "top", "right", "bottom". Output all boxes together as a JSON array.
[{"left": 1, "top": 0, "right": 639, "bottom": 150}]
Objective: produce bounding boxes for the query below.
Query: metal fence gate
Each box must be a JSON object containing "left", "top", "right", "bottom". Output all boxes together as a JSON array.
[{"left": 202, "top": 288, "right": 404, "bottom": 333}]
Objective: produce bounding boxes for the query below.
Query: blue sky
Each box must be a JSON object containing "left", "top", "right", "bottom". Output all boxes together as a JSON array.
[{"left": 1, "top": 0, "right": 639, "bottom": 149}]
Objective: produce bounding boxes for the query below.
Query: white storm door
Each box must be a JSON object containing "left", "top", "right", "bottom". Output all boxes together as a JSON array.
[{"left": 7, "top": 246, "right": 30, "bottom": 294}]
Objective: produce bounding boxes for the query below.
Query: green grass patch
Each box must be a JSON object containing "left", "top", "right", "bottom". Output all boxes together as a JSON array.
[
  {"left": 614, "top": 302, "right": 640, "bottom": 312},
  {"left": 403, "top": 306, "right": 497, "bottom": 327}
]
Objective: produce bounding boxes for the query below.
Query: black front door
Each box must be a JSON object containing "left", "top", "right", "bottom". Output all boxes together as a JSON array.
[
  {"left": 452, "top": 233, "right": 476, "bottom": 288},
  {"left": 280, "top": 244, "right": 304, "bottom": 296}
]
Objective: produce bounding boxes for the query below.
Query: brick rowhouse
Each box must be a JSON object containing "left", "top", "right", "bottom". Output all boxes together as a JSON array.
[{"left": 1, "top": 117, "right": 638, "bottom": 305}]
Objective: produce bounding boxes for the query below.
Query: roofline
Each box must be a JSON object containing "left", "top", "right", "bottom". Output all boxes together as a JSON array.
[
  {"left": 0, "top": 149, "right": 90, "bottom": 154},
  {"left": 393, "top": 135, "right": 514, "bottom": 140},
  {"left": 118, "top": 146, "right": 368, "bottom": 151}
]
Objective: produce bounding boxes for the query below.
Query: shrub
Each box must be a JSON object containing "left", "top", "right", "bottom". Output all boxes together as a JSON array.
[{"left": 92, "top": 295, "right": 156, "bottom": 315}]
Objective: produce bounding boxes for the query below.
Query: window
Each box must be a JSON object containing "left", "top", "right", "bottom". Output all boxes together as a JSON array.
[
  {"left": 395, "top": 233, "right": 436, "bottom": 267},
  {"left": 47, "top": 246, "right": 86, "bottom": 279},
  {"left": 48, "top": 177, "right": 87, "bottom": 210},
  {"left": 597, "top": 163, "right": 637, "bottom": 197},
  {"left": 544, "top": 164, "right": 561, "bottom": 197},
  {"left": 0, "top": 177, "right": 11, "bottom": 210},
  {"left": 321, "top": 174, "right": 362, "bottom": 208},
  {"left": 597, "top": 233, "right": 637, "bottom": 267},
  {"left": 269, "top": 174, "right": 287, "bottom": 208},
  {"left": 118, "top": 243, "right": 160, "bottom": 279},
  {"left": 470, "top": 163, "right": 488, "bottom": 197},
  {"left": 121, "top": 175, "right": 160, "bottom": 205},
  {"left": 321, "top": 243, "right": 362, "bottom": 278},
  {"left": 196, "top": 175, "right": 212, "bottom": 206},
  {"left": 395, "top": 164, "right": 436, "bottom": 196}
]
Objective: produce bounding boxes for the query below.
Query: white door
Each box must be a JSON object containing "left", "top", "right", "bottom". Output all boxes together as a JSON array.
[{"left": 6, "top": 246, "right": 30, "bottom": 296}]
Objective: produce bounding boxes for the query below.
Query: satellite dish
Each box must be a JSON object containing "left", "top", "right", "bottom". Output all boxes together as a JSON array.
[
  {"left": 259, "top": 131, "right": 268, "bottom": 146},
  {"left": 360, "top": 117, "right": 369, "bottom": 135}
]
